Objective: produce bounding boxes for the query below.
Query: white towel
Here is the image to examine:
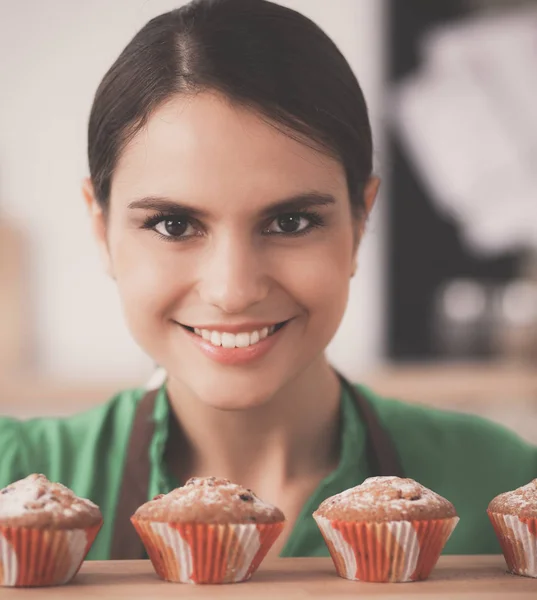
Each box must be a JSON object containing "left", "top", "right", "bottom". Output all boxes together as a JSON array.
[{"left": 392, "top": 6, "right": 537, "bottom": 256}]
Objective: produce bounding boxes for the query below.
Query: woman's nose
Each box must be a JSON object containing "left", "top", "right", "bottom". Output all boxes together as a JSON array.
[{"left": 197, "top": 234, "right": 270, "bottom": 314}]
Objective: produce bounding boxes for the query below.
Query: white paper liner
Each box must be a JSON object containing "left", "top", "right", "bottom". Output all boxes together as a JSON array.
[
  {"left": 133, "top": 519, "right": 284, "bottom": 584},
  {"left": 0, "top": 526, "right": 97, "bottom": 587},
  {"left": 314, "top": 515, "right": 458, "bottom": 583},
  {"left": 489, "top": 513, "right": 537, "bottom": 578}
]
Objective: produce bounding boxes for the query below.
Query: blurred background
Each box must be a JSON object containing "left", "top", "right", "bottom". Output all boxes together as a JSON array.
[{"left": 0, "top": 0, "right": 535, "bottom": 441}]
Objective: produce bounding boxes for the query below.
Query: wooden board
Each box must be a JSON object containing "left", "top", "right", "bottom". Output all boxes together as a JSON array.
[{"left": 0, "top": 556, "right": 534, "bottom": 599}]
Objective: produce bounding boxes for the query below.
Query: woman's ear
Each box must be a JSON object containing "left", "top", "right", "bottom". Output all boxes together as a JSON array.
[
  {"left": 351, "top": 176, "right": 381, "bottom": 277},
  {"left": 82, "top": 178, "right": 114, "bottom": 279},
  {"left": 364, "top": 176, "right": 380, "bottom": 215}
]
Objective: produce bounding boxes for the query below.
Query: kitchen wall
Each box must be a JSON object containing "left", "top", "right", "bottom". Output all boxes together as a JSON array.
[{"left": 0, "top": 0, "right": 386, "bottom": 383}]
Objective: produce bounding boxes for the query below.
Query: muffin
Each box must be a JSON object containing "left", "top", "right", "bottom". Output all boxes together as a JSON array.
[
  {"left": 131, "top": 476, "right": 285, "bottom": 584},
  {"left": 488, "top": 479, "right": 537, "bottom": 578},
  {"left": 0, "top": 474, "right": 102, "bottom": 587},
  {"left": 313, "top": 476, "right": 459, "bottom": 583}
]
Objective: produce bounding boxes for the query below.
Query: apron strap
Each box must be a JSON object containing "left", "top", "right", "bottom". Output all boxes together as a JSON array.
[
  {"left": 109, "top": 389, "right": 158, "bottom": 560},
  {"left": 336, "top": 371, "right": 404, "bottom": 477},
  {"left": 110, "top": 373, "right": 404, "bottom": 559}
]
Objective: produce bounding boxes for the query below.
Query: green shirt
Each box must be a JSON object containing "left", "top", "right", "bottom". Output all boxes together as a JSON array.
[{"left": 0, "top": 383, "right": 535, "bottom": 559}]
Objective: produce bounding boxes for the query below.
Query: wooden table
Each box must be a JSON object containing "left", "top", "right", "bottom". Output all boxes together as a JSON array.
[{"left": 0, "top": 556, "right": 534, "bottom": 599}]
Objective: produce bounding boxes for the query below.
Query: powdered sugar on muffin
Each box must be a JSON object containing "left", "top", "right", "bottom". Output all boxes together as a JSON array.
[
  {"left": 134, "top": 476, "right": 285, "bottom": 524},
  {"left": 488, "top": 479, "right": 537, "bottom": 518},
  {"left": 314, "top": 476, "right": 457, "bottom": 522},
  {"left": 0, "top": 474, "right": 102, "bottom": 529}
]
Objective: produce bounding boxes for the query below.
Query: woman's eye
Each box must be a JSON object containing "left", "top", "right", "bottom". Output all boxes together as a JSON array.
[
  {"left": 266, "top": 214, "right": 311, "bottom": 235},
  {"left": 154, "top": 218, "right": 194, "bottom": 238}
]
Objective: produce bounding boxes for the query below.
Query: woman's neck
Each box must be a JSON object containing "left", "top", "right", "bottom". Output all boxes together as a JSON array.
[{"left": 165, "top": 357, "right": 342, "bottom": 494}]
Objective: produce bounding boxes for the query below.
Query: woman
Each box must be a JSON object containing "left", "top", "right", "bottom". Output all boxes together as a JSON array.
[{"left": 0, "top": 0, "right": 535, "bottom": 560}]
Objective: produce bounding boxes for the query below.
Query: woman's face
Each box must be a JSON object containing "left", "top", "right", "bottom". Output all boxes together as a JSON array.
[{"left": 87, "top": 92, "right": 375, "bottom": 409}]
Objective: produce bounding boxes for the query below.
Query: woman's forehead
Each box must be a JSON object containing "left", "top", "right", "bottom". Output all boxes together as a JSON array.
[{"left": 110, "top": 92, "right": 347, "bottom": 211}]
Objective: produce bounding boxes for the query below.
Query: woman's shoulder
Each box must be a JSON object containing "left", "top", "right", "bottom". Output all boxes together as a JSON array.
[
  {"left": 356, "top": 383, "right": 535, "bottom": 451},
  {"left": 354, "top": 383, "right": 536, "bottom": 496},
  {"left": 0, "top": 385, "right": 148, "bottom": 488},
  {"left": 0, "top": 385, "right": 146, "bottom": 434}
]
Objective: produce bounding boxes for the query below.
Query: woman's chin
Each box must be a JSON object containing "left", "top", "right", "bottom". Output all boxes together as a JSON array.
[
  {"left": 166, "top": 365, "right": 292, "bottom": 411},
  {"left": 198, "top": 390, "right": 271, "bottom": 412},
  {"left": 183, "top": 375, "right": 279, "bottom": 412}
]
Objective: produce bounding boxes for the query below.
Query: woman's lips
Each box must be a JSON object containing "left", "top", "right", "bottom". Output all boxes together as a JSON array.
[{"left": 181, "top": 320, "right": 290, "bottom": 366}]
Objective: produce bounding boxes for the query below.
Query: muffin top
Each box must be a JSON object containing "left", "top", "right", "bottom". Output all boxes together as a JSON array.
[
  {"left": 488, "top": 479, "right": 537, "bottom": 519},
  {"left": 0, "top": 474, "right": 102, "bottom": 529},
  {"left": 314, "top": 476, "right": 457, "bottom": 522},
  {"left": 133, "top": 476, "right": 285, "bottom": 524}
]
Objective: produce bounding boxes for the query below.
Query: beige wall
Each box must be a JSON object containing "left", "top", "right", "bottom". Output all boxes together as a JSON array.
[{"left": 0, "top": 0, "right": 386, "bottom": 383}]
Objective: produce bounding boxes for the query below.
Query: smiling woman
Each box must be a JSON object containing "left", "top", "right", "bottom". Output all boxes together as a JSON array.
[
  {"left": 0, "top": 0, "right": 535, "bottom": 565},
  {"left": 83, "top": 0, "right": 375, "bottom": 414},
  {"left": 86, "top": 90, "right": 368, "bottom": 408}
]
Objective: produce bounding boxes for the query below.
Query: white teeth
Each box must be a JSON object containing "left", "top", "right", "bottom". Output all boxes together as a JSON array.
[
  {"left": 221, "top": 332, "right": 235, "bottom": 349},
  {"left": 191, "top": 323, "right": 285, "bottom": 348},
  {"left": 236, "top": 332, "right": 250, "bottom": 348}
]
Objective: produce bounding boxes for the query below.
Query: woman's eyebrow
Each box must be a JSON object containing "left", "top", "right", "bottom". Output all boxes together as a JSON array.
[
  {"left": 127, "top": 197, "right": 210, "bottom": 218},
  {"left": 259, "top": 193, "right": 336, "bottom": 218},
  {"left": 127, "top": 192, "right": 336, "bottom": 217}
]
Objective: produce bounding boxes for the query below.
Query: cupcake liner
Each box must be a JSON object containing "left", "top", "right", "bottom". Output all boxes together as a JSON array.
[
  {"left": 488, "top": 512, "right": 537, "bottom": 578},
  {"left": 0, "top": 523, "right": 102, "bottom": 587},
  {"left": 131, "top": 518, "right": 284, "bottom": 584},
  {"left": 314, "top": 515, "right": 459, "bottom": 583}
]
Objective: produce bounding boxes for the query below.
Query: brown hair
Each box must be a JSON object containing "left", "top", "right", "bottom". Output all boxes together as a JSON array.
[{"left": 88, "top": 0, "right": 373, "bottom": 216}]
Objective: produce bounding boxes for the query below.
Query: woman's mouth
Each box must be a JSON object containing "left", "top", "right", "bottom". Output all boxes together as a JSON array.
[
  {"left": 181, "top": 322, "right": 287, "bottom": 348},
  {"left": 178, "top": 320, "right": 291, "bottom": 365}
]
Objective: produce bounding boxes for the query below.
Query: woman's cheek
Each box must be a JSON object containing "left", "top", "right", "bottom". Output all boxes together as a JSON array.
[
  {"left": 278, "top": 242, "right": 351, "bottom": 327},
  {"left": 112, "top": 239, "right": 187, "bottom": 343}
]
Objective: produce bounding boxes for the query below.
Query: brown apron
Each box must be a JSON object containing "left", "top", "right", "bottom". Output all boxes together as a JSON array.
[{"left": 110, "top": 371, "right": 404, "bottom": 559}]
